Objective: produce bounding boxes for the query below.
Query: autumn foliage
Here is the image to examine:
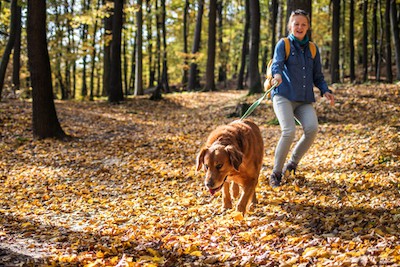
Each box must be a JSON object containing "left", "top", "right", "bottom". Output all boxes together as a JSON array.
[{"left": 0, "top": 84, "right": 399, "bottom": 266}]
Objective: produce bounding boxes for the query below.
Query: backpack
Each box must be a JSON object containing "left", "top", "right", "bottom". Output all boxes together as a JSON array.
[{"left": 264, "top": 37, "right": 317, "bottom": 97}]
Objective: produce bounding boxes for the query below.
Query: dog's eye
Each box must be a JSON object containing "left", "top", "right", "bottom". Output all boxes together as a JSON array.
[
  {"left": 216, "top": 164, "right": 223, "bottom": 170},
  {"left": 204, "top": 164, "right": 209, "bottom": 170}
]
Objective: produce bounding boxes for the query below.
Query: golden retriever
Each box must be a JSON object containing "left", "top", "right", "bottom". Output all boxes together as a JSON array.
[{"left": 196, "top": 119, "right": 264, "bottom": 214}]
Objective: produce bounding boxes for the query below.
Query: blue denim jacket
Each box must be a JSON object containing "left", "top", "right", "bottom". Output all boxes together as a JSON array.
[{"left": 271, "top": 37, "right": 331, "bottom": 102}]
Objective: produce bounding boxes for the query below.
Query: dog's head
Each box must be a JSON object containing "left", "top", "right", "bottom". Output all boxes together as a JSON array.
[{"left": 196, "top": 143, "right": 243, "bottom": 195}]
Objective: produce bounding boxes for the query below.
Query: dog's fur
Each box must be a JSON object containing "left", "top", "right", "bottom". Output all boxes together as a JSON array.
[{"left": 196, "top": 119, "right": 264, "bottom": 214}]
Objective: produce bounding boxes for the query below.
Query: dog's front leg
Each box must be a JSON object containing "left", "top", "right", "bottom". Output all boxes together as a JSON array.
[
  {"left": 236, "top": 181, "right": 257, "bottom": 214},
  {"left": 222, "top": 181, "right": 233, "bottom": 209}
]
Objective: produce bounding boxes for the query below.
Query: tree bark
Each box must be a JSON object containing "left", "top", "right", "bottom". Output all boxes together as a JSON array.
[
  {"left": 182, "top": 0, "right": 190, "bottom": 86},
  {"left": 27, "top": 0, "right": 66, "bottom": 139},
  {"left": 248, "top": 0, "right": 262, "bottom": 94},
  {"left": 108, "top": 0, "right": 124, "bottom": 103},
  {"left": 385, "top": 0, "right": 393, "bottom": 82},
  {"left": 363, "top": 0, "right": 369, "bottom": 82},
  {"left": 188, "top": 0, "right": 204, "bottom": 91},
  {"left": 349, "top": 0, "right": 355, "bottom": 82},
  {"left": 331, "top": 0, "right": 340, "bottom": 83},
  {"left": 160, "top": 0, "right": 170, "bottom": 93},
  {"left": 390, "top": 0, "right": 400, "bottom": 80},
  {"left": 0, "top": 0, "right": 19, "bottom": 100},
  {"left": 205, "top": 0, "right": 217, "bottom": 91},
  {"left": 237, "top": 0, "right": 249, "bottom": 90},
  {"left": 135, "top": 0, "right": 144, "bottom": 96},
  {"left": 103, "top": 0, "right": 113, "bottom": 97},
  {"left": 12, "top": 1, "right": 21, "bottom": 93}
]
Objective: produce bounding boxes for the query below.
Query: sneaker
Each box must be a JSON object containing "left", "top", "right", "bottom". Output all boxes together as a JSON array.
[
  {"left": 283, "top": 161, "right": 297, "bottom": 176},
  {"left": 269, "top": 172, "right": 282, "bottom": 188}
]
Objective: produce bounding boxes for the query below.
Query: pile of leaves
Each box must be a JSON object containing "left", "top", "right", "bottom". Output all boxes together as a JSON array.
[{"left": 0, "top": 83, "right": 399, "bottom": 266}]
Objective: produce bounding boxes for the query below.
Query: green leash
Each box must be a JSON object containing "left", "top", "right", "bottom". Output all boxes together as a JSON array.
[{"left": 240, "top": 84, "right": 276, "bottom": 120}]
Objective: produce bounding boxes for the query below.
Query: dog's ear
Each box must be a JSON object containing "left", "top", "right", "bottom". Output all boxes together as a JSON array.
[
  {"left": 225, "top": 145, "right": 243, "bottom": 171},
  {"left": 196, "top": 148, "right": 207, "bottom": 172}
]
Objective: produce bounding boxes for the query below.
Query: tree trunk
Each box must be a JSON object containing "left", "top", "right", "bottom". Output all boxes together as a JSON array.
[
  {"left": 331, "top": 0, "right": 340, "bottom": 83},
  {"left": 237, "top": 0, "right": 249, "bottom": 90},
  {"left": 27, "top": 0, "right": 66, "bottom": 139},
  {"left": 270, "top": 0, "right": 278, "bottom": 56},
  {"left": 0, "top": 0, "right": 19, "bottom": 100},
  {"left": 90, "top": 0, "right": 101, "bottom": 100},
  {"left": 55, "top": 6, "right": 66, "bottom": 100},
  {"left": 217, "top": 0, "right": 226, "bottom": 86},
  {"left": 188, "top": 0, "right": 204, "bottom": 91},
  {"left": 349, "top": 0, "right": 355, "bottom": 82},
  {"left": 363, "top": 0, "right": 369, "bottom": 82},
  {"left": 135, "top": 0, "right": 144, "bottom": 96},
  {"left": 248, "top": 0, "right": 262, "bottom": 94},
  {"left": 108, "top": 0, "right": 124, "bottom": 103},
  {"left": 373, "top": 0, "right": 379, "bottom": 80},
  {"left": 80, "top": 0, "right": 90, "bottom": 99},
  {"left": 182, "top": 0, "right": 190, "bottom": 86},
  {"left": 205, "top": 0, "right": 217, "bottom": 91},
  {"left": 385, "top": 0, "right": 393, "bottom": 82},
  {"left": 146, "top": 0, "right": 155, "bottom": 87},
  {"left": 160, "top": 0, "right": 170, "bottom": 93},
  {"left": 12, "top": 1, "right": 21, "bottom": 93},
  {"left": 390, "top": 0, "right": 400, "bottom": 80},
  {"left": 103, "top": 0, "right": 113, "bottom": 97}
]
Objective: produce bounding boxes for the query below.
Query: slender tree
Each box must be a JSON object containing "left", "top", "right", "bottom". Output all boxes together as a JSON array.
[
  {"left": 182, "top": 0, "right": 190, "bottom": 86},
  {"left": 385, "top": 0, "right": 392, "bottom": 82},
  {"left": 146, "top": 0, "right": 155, "bottom": 87},
  {"left": 103, "top": 0, "right": 113, "bottom": 97},
  {"left": 372, "top": 0, "right": 379, "bottom": 80},
  {"left": 27, "top": 0, "right": 66, "bottom": 139},
  {"left": 390, "top": 0, "right": 400, "bottom": 80},
  {"left": 135, "top": 0, "right": 144, "bottom": 96},
  {"left": 160, "top": 0, "right": 170, "bottom": 93},
  {"left": 248, "top": 0, "right": 262, "bottom": 94},
  {"left": 0, "top": 0, "right": 20, "bottom": 100},
  {"left": 217, "top": 0, "right": 226, "bottom": 86},
  {"left": 108, "top": 0, "right": 124, "bottom": 103},
  {"left": 349, "top": 0, "right": 355, "bottom": 82},
  {"left": 12, "top": 0, "right": 21, "bottom": 93},
  {"left": 80, "top": 0, "right": 91, "bottom": 99},
  {"left": 331, "top": 0, "right": 340, "bottom": 83},
  {"left": 363, "top": 0, "right": 369, "bottom": 82},
  {"left": 237, "top": 0, "right": 250, "bottom": 90},
  {"left": 188, "top": 0, "right": 204, "bottom": 91},
  {"left": 205, "top": 0, "right": 217, "bottom": 91},
  {"left": 90, "top": 0, "right": 101, "bottom": 100}
]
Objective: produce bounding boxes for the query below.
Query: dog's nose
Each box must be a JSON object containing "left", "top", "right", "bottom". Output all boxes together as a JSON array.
[{"left": 206, "top": 181, "right": 214, "bottom": 188}]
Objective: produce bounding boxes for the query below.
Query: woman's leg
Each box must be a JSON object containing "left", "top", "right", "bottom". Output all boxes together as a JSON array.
[
  {"left": 272, "top": 95, "right": 296, "bottom": 173},
  {"left": 290, "top": 103, "right": 319, "bottom": 165}
]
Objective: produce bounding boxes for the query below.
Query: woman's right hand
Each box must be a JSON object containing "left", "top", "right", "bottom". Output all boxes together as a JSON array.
[{"left": 272, "top": 74, "right": 282, "bottom": 86}]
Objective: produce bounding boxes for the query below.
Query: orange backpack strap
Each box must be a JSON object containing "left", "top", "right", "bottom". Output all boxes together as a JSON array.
[
  {"left": 283, "top": 38, "right": 317, "bottom": 59},
  {"left": 283, "top": 37, "right": 291, "bottom": 60},
  {"left": 309, "top": 41, "right": 317, "bottom": 59}
]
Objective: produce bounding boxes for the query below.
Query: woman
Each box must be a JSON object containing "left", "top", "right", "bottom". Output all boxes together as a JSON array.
[{"left": 269, "top": 9, "right": 334, "bottom": 188}]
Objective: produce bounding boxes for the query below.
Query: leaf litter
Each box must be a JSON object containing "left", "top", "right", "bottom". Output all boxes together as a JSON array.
[{"left": 0, "top": 84, "right": 399, "bottom": 266}]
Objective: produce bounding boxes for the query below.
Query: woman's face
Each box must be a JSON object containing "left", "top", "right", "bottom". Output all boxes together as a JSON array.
[{"left": 289, "top": 15, "right": 309, "bottom": 41}]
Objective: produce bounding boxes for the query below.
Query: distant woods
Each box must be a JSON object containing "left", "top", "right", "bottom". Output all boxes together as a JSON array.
[{"left": 0, "top": 0, "right": 400, "bottom": 102}]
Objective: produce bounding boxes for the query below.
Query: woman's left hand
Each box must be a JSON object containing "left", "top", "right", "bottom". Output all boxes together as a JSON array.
[{"left": 324, "top": 92, "right": 335, "bottom": 106}]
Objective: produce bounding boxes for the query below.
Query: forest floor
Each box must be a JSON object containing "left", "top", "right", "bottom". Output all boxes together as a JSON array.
[{"left": 0, "top": 83, "right": 399, "bottom": 266}]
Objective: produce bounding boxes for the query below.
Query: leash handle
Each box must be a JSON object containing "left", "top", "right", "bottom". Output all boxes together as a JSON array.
[{"left": 240, "top": 83, "right": 277, "bottom": 120}]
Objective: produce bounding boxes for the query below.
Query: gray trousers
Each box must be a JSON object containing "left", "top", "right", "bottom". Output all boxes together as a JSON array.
[{"left": 272, "top": 95, "right": 319, "bottom": 173}]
